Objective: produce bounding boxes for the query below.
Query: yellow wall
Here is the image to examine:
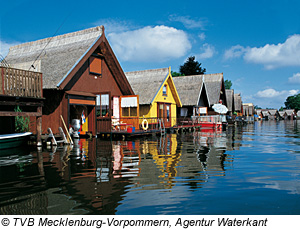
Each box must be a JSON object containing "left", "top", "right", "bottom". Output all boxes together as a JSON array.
[{"left": 139, "top": 76, "right": 179, "bottom": 127}]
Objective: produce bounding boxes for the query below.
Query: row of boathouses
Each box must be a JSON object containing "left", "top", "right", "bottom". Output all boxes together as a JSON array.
[
  {"left": 256, "top": 109, "right": 297, "bottom": 120},
  {"left": 1, "top": 25, "right": 246, "bottom": 141}
]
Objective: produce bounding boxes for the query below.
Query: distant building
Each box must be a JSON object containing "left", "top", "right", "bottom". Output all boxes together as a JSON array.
[
  {"left": 234, "top": 93, "right": 242, "bottom": 116},
  {"left": 225, "top": 89, "right": 234, "bottom": 116}
]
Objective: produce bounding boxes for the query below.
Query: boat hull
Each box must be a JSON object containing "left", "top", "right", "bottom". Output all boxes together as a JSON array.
[
  {"left": 199, "top": 121, "right": 222, "bottom": 130},
  {"left": 0, "top": 132, "right": 32, "bottom": 151}
]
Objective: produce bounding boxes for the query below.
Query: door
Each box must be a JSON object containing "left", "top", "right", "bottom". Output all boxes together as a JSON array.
[{"left": 157, "top": 103, "right": 171, "bottom": 128}]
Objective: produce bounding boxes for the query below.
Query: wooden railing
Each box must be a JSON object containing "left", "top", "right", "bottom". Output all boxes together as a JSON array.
[{"left": 0, "top": 67, "right": 43, "bottom": 98}]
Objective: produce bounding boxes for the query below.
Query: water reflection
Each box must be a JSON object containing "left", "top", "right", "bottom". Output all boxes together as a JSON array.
[{"left": 1, "top": 121, "right": 300, "bottom": 214}]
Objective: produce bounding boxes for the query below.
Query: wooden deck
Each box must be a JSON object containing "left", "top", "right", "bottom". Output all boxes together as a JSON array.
[
  {"left": 0, "top": 66, "right": 43, "bottom": 98},
  {"left": 0, "top": 66, "right": 44, "bottom": 146},
  {"left": 97, "top": 117, "right": 204, "bottom": 140}
]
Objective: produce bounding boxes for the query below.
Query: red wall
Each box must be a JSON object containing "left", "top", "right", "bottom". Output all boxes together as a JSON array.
[
  {"left": 31, "top": 58, "right": 126, "bottom": 135},
  {"left": 71, "top": 59, "right": 123, "bottom": 97}
]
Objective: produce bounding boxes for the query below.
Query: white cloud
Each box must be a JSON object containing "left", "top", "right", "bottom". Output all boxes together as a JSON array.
[
  {"left": 198, "top": 32, "right": 206, "bottom": 41},
  {"left": 256, "top": 88, "right": 297, "bottom": 98},
  {"left": 168, "top": 15, "right": 206, "bottom": 29},
  {"left": 255, "top": 88, "right": 298, "bottom": 98},
  {"left": 0, "top": 40, "right": 19, "bottom": 57},
  {"left": 224, "top": 34, "right": 300, "bottom": 69},
  {"left": 288, "top": 73, "right": 300, "bottom": 84},
  {"left": 224, "top": 45, "right": 248, "bottom": 60},
  {"left": 107, "top": 25, "right": 191, "bottom": 62},
  {"left": 93, "top": 19, "right": 135, "bottom": 33},
  {"left": 196, "top": 43, "right": 215, "bottom": 59},
  {"left": 245, "top": 35, "right": 300, "bottom": 69},
  {"left": 251, "top": 88, "right": 299, "bottom": 109}
]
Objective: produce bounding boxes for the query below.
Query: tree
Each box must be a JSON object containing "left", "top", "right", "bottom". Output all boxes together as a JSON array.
[
  {"left": 171, "top": 71, "right": 184, "bottom": 77},
  {"left": 254, "top": 105, "right": 262, "bottom": 109},
  {"left": 179, "top": 56, "right": 206, "bottom": 76},
  {"left": 224, "top": 80, "right": 232, "bottom": 89},
  {"left": 284, "top": 93, "right": 300, "bottom": 111}
]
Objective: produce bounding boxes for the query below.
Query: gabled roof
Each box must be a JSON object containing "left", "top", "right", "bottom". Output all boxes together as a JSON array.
[
  {"left": 262, "top": 111, "right": 269, "bottom": 117},
  {"left": 203, "top": 73, "right": 224, "bottom": 106},
  {"left": 285, "top": 109, "right": 295, "bottom": 116},
  {"left": 125, "top": 68, "right": 181, "bottom": 106},
  {"left": 278, "top": 111, "right": 286, "bottom": 117},
  {"left": 5, "top": 26, "right": 134, "bottom": 94},
  {"left": 173, "top": 75, "right": 204, "bottom": 106},
  {"left": 6, "top": 27, "right": 103, "bottom": 89},
  {"left": 234, "top": 93, "right": 242, "bottom": 111},
  {"left": 225, "top": 89, "right": 234, "bottom": 112},
  {"left": 173, "top": 73, "right": 224, "bottom": 107},
  {"left": 268, "top": 110, "right": 278, "bottom": 116}
]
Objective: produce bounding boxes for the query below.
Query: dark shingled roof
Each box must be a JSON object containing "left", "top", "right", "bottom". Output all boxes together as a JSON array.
[{"left": 5, "top": 26, "right": 104, "bottom": 89}]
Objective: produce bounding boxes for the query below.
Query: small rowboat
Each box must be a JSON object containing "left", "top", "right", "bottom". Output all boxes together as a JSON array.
[{"left": 0, "top": 132, "right": 32, "bottom": 151}]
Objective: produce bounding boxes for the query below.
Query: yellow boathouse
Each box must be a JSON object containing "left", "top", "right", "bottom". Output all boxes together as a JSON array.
[{"left": 126, "top": 67, "right": 182, "bottom": 128}]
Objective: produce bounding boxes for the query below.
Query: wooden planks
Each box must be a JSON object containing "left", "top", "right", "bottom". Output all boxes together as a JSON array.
[{"left": 0, "top": 67, "right": 43, "bottom": 98}]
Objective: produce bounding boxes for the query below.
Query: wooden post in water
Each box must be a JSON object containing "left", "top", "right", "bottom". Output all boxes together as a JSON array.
[{"left": 36, "top": 106, "right": 42, "bottom": 146}]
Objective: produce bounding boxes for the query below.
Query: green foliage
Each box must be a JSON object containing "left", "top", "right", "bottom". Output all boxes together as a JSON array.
[
  {"left": 171, "top": 71, "right": 185, "bottom": 77},
  {"left": 15, "top": 106, "right": 29, "bottom": 133},
  {"left": 284, "top": 93, "right": 300, "bottom": 111},
  {"left": 279, "top": 106, "right": 285, "bottom": 111},
  {"left": 254, "top": 105, "right": 262, "bottom": 109},
  {"left": 224, "top": 80, "right": 232, "bottom": 89},
  {"left": 179, "top": 56, "right": 206, "bottom": 76}
]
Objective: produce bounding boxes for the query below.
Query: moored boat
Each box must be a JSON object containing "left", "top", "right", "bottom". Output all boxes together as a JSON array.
[{"left": 0, "top": 132, "right": 32, "bottom": 151}]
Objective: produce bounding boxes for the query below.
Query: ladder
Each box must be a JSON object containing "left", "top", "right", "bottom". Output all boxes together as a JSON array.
[
  {"left": 158, "top": 119, "right": 166, "bottom": 135},
  {"left": 47, "top": 127, "right": 69, "bottom": 145}
]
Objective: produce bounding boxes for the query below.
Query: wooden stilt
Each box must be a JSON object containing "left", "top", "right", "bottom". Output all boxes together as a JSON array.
[{"left": 36, "top": 106, "right": 42, "bottom": 146}]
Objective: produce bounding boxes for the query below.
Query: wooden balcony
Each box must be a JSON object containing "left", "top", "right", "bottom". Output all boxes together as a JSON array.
[{"left": 0, "top": 66, "right": 43, "bottom": 98}]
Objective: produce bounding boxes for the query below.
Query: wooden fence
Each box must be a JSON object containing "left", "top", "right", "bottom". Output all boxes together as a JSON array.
[{"left": 0, "top": 67, "right": 43, "bottom": 98}]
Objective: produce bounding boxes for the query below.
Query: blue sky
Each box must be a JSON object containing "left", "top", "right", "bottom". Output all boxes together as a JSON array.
[{"left": 1, "top": 0, "right": 300, "bottom": 109}]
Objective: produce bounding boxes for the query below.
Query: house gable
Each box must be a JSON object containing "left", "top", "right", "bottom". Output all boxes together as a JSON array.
[
  {"left": 173, "top": 75, "right": 204, "bottom": 106},
  {"left": 58, "top": 32, "right": 134, "bottom": 95},
  {"left": 203, "top": 73, "right": 226, "bottom": 107},
  {"left": 5, "top": 26, "right": 134, "bottom": 96},
  {"left": 152, "top": 68, "right": 182, "bottom": 107},
  {"left": 197, "top": 83, "right": 209, "bottom": 107}
]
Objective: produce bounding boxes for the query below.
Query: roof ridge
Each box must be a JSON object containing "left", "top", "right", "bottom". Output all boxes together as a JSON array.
[
  {"left": 126, "top": 67, "right": 168, "bottom": 75},
  {"left": 9, "top": 26, "right": 104, "bottom": 51}
]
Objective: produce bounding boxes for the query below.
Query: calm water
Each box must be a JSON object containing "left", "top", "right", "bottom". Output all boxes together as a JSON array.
[{"left": 1, "top": 120, "right": 300, "bottom": 215}]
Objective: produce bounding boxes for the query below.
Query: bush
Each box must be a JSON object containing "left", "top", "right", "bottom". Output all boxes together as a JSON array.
[{"left": 15, "top": 106, "right": 29, "bottom": 133}]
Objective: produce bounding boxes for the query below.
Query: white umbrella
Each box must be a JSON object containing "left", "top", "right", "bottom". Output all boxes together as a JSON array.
[{"left": 212, "top": 104, "right": 228, "bottom": 114}]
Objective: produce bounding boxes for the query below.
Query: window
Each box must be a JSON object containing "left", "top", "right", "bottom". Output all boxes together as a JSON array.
[
  {"left": 96, "top": 94, "right": 109, "bottom": 117},
  {"left": 166, "top": 105, "right": 170, "bottom": 122},
  {"left": 121, "top": 96, "right": 138, "bottom": 117},
  {"left": 162, "top": 85, "right": 167, "bottom": 96},
  {"left": 90, "top": 56, "right": 102, "bottom": 75},
  {"left": 121, "top": 107, "right": 137, "bottom": 117}
]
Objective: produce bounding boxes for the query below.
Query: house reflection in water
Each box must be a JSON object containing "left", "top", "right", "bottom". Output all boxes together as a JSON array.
[{"left": 0, "top": 127, "right": 244, "bottom": 214}]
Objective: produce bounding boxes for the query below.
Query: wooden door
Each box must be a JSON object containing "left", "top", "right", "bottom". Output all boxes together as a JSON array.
[{"left": 158, "top": 103, "right": 171, "bottom": 128}]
